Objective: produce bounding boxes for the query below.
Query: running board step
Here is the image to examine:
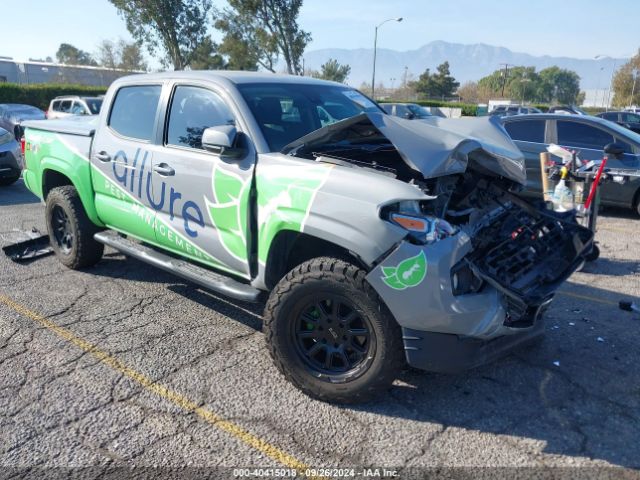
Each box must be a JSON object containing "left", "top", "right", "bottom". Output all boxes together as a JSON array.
[{"left": 94, "top": 231, "right": 261, "bottom": 302}]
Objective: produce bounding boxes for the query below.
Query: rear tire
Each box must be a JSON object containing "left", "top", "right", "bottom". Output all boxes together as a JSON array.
[
  {"left": 45, "top": 186, "right": 103, "bottom": 269},
  {"left": 264, "top": 257, "right": 404, "bottom": 403}
]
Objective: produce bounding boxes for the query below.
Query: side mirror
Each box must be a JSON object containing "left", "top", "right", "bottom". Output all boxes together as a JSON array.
[
  {"left": 202, "top": 125, "right": 244, "bottom": 158},
  {"left": 404, "top": 112, "right": 415, "bottom": 120},
  {"left": 604, "top": 142, "right": 625, "bottom": 158}
]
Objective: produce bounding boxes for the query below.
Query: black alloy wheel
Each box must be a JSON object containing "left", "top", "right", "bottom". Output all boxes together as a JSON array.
[
  {"left": 51, "top": 204, "right": 73, "bottom": 254},
  {"left": 291, "top": 295, "right": 375, "bottom": 381}
]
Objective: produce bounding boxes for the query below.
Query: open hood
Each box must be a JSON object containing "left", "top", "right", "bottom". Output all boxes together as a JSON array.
[{"left": 282, "top": 112, "right": 526, "bottom": 185}]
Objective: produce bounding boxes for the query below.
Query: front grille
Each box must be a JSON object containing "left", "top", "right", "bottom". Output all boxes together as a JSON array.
[{"left": 466, "top": 205, "right": 592, "bottom": 304}]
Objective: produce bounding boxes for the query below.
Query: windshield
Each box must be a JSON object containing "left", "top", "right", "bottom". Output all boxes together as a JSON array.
[
  {"left": 84, "top": 99, "right": 103, "bottom": 114},
  {"left": 406, "top": 104, "right": 432, "bottom": 118},
  {"left": 237, "top": 83, "right": 382, "bottom": 151}
]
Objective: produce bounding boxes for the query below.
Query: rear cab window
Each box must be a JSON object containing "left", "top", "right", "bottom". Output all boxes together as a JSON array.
[
  {"left": 108, "top": 85, "right": 162, "bottom": 140},
  {"left": 504, "top": 119, "right": 546, "bottom": 143}
]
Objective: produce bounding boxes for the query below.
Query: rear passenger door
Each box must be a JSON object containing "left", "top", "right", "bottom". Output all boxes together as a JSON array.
[
  {"left": 503, "top": 118, "right": 549, "bottom": 195},
  {"left": 90, "top": 83, "right": 163, "bottom": 243},
  {"left": 147, "top": 83, "right": 257, "bottom": 279}
]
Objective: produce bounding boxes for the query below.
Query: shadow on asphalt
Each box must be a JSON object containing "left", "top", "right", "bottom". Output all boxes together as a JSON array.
[
  {"left": 599, "top": 206, "right": 639, "bottom": 220},
  {"left": 579, "top": 257, "right": 640, "bottom": 276},
  {"left": 0, "top": 179, "right": 40, "bottom": 206},
  {"left": 91, "top": 253, "right": 266, "bottom": 333},
  {"left": 86, "top": 248, "right": 640, "bottom": 468}
]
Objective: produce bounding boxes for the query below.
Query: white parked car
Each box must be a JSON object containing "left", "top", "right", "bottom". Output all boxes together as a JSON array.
[{"left": 46, "top": 96, "right": 103, "bottom": 119}]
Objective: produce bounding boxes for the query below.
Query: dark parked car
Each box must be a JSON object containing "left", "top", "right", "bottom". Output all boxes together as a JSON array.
[
  {"left": 502, "top": 114, "right": 640, "bottom": 216},
  {"left": 0, "top": 104, "right": 46, "bottom": 140},
  {"left": 381, "top": 103, "right": 435, "bottom": 119},
  {"left": 0, "top": 126, "right": 22, "bottom": 186},
  {"left": 490, "top": 105, "right": 542, "bottom": 116},
  {"left": 596, "top": 111, "right": 640, "bottom": 134},
  {"left": 547, "top": 105, "right": 589, "bottom": 115}
]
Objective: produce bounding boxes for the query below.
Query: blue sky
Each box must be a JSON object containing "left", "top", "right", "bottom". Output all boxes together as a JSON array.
[{"left": 4, "top": 0, "right": 638, "bottom": 65}]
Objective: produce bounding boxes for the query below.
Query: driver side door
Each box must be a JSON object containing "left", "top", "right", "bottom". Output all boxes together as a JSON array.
[{"left": 146, "top": 83, "right": 257, "bottom": 279}]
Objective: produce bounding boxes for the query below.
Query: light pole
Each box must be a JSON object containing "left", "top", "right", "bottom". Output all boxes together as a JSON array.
[{"left": 371, "top": 17, "right": 403, "bottom": 99}]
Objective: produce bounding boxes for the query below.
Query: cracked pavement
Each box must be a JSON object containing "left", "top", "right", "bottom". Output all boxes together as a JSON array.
[{"left": 1, "top": 180, "right": 639, "bottom": 477}]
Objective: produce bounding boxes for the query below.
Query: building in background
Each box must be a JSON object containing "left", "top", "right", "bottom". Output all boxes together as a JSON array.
[{"left": 0, "top": 58, "right": 133, "bottom": 87}]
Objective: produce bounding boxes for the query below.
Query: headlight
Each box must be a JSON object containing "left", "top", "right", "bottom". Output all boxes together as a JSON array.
[
  {"left": 383, "top": 200, "right": 457, "bottom": 244},
  {"left": 0, "top": 131, "right": 12, "bottom": 145}
]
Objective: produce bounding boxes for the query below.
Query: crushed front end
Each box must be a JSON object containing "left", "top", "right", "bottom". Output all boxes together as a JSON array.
[
  {"left": 284, "top": 112, "right": 594, "bottom": 373},
  {"left": 366, "top": 164, "right": 593, "bottom": 373}
]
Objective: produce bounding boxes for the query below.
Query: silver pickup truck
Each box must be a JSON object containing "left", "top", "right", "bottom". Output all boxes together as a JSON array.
[{"left": 22, "top": 71, "right": 593, "bottom": 403}]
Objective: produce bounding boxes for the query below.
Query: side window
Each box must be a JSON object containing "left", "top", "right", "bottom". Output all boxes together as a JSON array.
[
  {"left": 504, "top": 120, "right": 546, "bottom": 143},
  {"left": 70, "top": 101, "right": 86, "bottom": 115},
  {"left": 622, "top": 113, "right": 640, "bottom": 123},
  {"left": 51, "top": 101, "right": 60, "bottom": 112},
  {"left": 109, "top": 85, "right": 162, "bottom": 141},
  {"left": 395, "top": 105, "right": 408, "bottom": 118},
  {"left": 557, "top": 121, "right": 614, "bottom": 150},
  {"left": 602, "top": 112, "right": 618, "bottom": 121},
  {"left": 60, "top": 100, "right": 72, "bottom": 112},
  {"left": 166, "top": 85, "right": 235, "bottom": 150},
  {"left": 614, "top": 138, "right": 633, "bottom": 154}
]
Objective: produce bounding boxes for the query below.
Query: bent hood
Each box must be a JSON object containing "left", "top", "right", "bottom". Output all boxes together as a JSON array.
[{"left": 282, "top": 112, "right": 526, "bottom": 185}]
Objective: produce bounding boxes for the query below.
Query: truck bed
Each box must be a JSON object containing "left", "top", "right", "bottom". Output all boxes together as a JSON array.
[{"left": 22, "top": 116, "right": 98, "bottom": 137}]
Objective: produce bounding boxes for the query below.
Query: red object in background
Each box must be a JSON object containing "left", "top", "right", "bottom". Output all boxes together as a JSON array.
[
  {"left": 20, "top": 137, "right": 25, "bottom": 156},
  {"left": 584, "top": 156, "right": 608, "bottom": 210}
]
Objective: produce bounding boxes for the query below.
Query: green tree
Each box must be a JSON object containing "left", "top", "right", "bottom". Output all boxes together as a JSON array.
[
  {"left": 97, "top": 39, "right": 148, "bottom": 71},
  {"left": 97, "top": 40, "right": 118, "bottom": 69},
  {"left": 215, "top": 0, "right": 311, "bottom": 75},
  {"left": 537, "top": 66, "right": 580, "bottom": 104},
  {"left": 409, "top": 68, "right": 435, "bottom": 98},
  {"left": 612, "top": 49, "right": 640, "bottom": 107},
  {"left": 311, "top": 58, "right": 351, "bottom": 83},
  {"left": 432, "top": 61, "right": 459, "bottom": 98},
  {"left": 188, "top": 37, "right": 226, "bottom": 70},
  {"left": 109, "top": 0, "right": 212, "bottom": 70},
  {"left": 119, "top": 40, "right": 148, "bottom": 72},
  {"left": 478, "top": 66, "right": 538, "bottom": 102},
  {"left": 411, "top": 61, "right": 459, "bottom": 98},
  {"left": 56, "top": 43, "right": 97, "bottom": 66}
]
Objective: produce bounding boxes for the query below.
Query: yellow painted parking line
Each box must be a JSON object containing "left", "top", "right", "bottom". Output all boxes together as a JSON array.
[
  {"left": 556, "top": 290, "right": 618, "bottom": 306},
  {"left": 0, "top": 294, "right": 318, "bottom": 477}
]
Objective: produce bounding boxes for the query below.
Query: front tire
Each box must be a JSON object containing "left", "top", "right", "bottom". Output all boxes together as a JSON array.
[
  {"left": 45, "top": 186, "right": 103, "bottom": 269},
  {"left": 264, "top": 257, "right": 404, "bottom": 403}
]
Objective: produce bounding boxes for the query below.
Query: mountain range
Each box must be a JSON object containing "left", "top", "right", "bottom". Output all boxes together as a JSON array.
[{"left": 303, "top": 41, "right": 629, "bottom": 90}]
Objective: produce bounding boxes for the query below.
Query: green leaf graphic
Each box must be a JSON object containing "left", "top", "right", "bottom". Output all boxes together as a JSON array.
[{"left": 381, "top": 251, "right": 427, "bottom": 290}]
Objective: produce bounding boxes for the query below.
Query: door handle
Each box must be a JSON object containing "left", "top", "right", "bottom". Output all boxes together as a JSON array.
[
  {"left": 153, "top": 163, "right": 175, "bottom": 176},
  {"left": 94, "top": 151, "right": 111, "bottom": 162}
]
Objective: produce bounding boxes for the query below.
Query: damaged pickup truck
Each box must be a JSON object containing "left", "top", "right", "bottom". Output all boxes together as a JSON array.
[{"left": 21, "top": 72, "right": 593, "bottom": 402}]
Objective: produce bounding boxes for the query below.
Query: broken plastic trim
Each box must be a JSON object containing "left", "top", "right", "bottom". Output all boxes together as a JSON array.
[{"left": 2, "top": 231, "right": 53, "bottom": 262}]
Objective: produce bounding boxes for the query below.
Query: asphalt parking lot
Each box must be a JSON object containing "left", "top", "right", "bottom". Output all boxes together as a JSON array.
[{"left": 1, "top": 179, "right": 639, "bottom": 478}]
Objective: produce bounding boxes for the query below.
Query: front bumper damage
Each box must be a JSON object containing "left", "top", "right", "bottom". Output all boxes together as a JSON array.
[{"left": 367, "top": 206, "right": 593, "bottom": 373}]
